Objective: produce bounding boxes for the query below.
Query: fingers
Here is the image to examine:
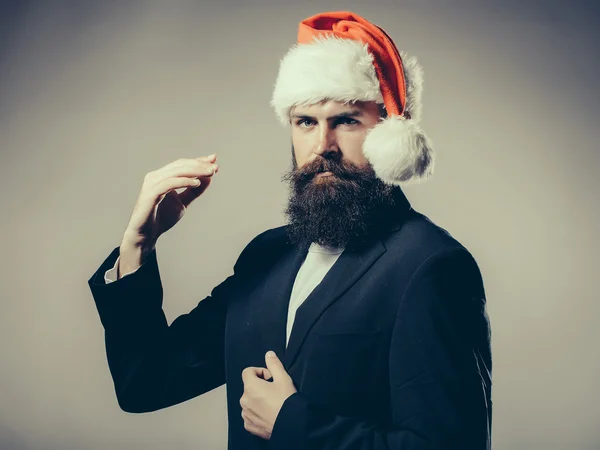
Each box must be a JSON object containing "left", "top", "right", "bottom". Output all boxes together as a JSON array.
[
  {"left": 264, "top": 351, "right": 287, "bottom": 382},
  {"left": 178, "top": 175, "right": 212, "bottom": 208},
  {"left": 200, "top": 153, "right": 217, "bottom": 162},
  {"left": 159, "top": 159, "right": 219, "bottom": 184},
  {"left": 258, "top": 368, "right": 273, "bottom": 381},
  {"left": 125, "top": 154, "right": 220, "bottom": 243},
  {"left": 241, "top": 367, "right": 274, "bottom": 384},
  {"left": 155, "top": 176, "right": 203, "bottom": 193},
  {"left": 241, "top": 408, "right": 270, "bottom": 433},
  {"left": 161, "top": 153, "right": 216, "bottom": 171},
  {"left": 241, "top": 409, "right": 270, "bottom": 439},
  {"left": 144, "top": 155, "right": 220, "bottom": 201},
  {"left": 242, "top": 367, "right": 264, "bottom": 382},
  {"left": 240, "top": 393, "right": 270, "bottom": 433}
]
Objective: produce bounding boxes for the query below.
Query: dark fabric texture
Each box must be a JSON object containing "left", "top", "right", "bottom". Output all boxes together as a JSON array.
[{"left": 87, "top": 192, "right": 492, "bottom": 450}]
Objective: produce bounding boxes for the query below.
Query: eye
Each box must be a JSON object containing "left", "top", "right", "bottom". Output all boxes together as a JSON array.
[
  {"left": 296, "top": 118, "right": 315, "bottom": 128},
  {"left": 338, "top": 118, "right": 359, "bottom": 126}
]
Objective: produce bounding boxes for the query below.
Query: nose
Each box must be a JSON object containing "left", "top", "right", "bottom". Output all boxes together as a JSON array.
[{"left": 313, "top": 125, "right": 339, "bottom": 157}]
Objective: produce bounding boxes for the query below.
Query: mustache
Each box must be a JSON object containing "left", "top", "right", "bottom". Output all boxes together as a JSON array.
[
  {"left": 280, "top": 155, "right": 378, "bottom": 186},
  {"left": 299, "top": 159, "right": 360, "bottom": 179}
]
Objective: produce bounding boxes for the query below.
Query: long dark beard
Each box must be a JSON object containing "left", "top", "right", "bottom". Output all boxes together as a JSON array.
[{"left": 280, "top": 145, "right": 404, "bottom": 250}]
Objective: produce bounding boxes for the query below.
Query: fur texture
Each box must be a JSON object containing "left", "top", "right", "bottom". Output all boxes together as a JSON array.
[
  {"left": 271, "top": 36, "right": 435, "bottom": 185},
  {"left": 399, "top": 50, "right": 424, "bottom": 123},
  {"left": 363, "top": 116, "right": 434, "bottom": 186},
  {"left": 271, "top": 36, "right": 383, "bottom": 125}
]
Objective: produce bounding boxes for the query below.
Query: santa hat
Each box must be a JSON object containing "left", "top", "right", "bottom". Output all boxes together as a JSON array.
[{"left": 271, "top": 11, "right": 435, "bottom": 186}]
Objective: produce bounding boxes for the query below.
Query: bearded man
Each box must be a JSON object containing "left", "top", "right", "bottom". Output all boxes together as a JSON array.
[{"left": 88, "top": 10, "right": 492, "bottom": 450}]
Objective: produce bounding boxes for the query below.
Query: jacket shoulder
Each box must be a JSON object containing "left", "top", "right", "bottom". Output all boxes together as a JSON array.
[
  {"left": 385, "top": 209, "right": 479, "bottom": 268},
  {"left": 233, "top": 225, "right": 290, "bottom": 271},
  {"left": 383, "top": 210, "right": 486, "bottom": 302}
]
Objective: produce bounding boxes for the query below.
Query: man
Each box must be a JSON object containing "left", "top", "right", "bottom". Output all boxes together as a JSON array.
[{"left": 87, "top": 10, "right": 492, "bottom": 450}]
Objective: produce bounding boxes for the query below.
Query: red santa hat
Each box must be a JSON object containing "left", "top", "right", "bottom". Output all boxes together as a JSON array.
[{"left": 271, "top": 11, "right": 435, "bottom": 186}]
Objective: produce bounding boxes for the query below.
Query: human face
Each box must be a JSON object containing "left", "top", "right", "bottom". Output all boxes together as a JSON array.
[
  {"left": 281, "top": 100, "right": 401, "bottom": 249},
  {"left": 289, "top": 99, "right": 382, "bottom": 177}
]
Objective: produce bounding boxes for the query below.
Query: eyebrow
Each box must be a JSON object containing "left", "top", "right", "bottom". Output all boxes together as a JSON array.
[{"left": 290, "top": 110, "right": 364, "bottom": 120}]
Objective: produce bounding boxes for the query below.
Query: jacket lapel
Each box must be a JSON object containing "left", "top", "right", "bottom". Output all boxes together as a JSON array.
[
  {"left": 282, "top": 238, "right": 387, "bottom": 368},
  {"left": 258, "top": 187, "right": 412, "bottom": 369},
  {"left": 257, "top": 243, "right": 308, "bottom": 362}
]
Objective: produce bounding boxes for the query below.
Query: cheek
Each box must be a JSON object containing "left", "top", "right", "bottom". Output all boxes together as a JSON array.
[
  {"left": 291, "top": 134, "right": 313, "bottom": 166},
  {"left": 338, "top": 132, "right": 369, "bottom": 164}
]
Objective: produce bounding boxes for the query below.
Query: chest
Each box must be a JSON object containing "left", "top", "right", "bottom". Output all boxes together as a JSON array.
[{"left": 223, "top": 268, "right": 401, "bottom": 417}]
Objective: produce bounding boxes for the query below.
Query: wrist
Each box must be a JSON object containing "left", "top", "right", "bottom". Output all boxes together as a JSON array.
[
  {"left": 118, "top": 234, "right": 156, "bottom": 279},
  {"left": 121, "top": 230, "right": 156, "bottom": 252}
]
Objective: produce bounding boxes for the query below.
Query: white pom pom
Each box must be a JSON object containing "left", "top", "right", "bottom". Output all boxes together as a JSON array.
[{"left": 362, "top": 116, "right": 435, "bottom": 186}]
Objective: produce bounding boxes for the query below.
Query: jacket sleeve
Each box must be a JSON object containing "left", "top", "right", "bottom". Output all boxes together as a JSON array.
[
  {"left": 87, "top": 235, "right": 262, "bottom": 413},
  {"left": 268, "top": 247, "right": 492, "bottom": 450}
]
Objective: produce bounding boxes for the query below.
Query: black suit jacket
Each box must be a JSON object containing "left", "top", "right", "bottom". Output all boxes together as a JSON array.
[{"left": 88, "top": 191, "right": 492, "bottom": 450}]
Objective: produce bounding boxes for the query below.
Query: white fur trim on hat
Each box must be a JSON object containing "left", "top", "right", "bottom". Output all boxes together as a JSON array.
[
  {"left": 399, "top": 50, "right": 424, "bottom": 123},
  {"left": 271, "top": 36, "right": 383, "bottom": 125},
  {"left": 271, "top": 35, "right": 434, "bottom": 185}
]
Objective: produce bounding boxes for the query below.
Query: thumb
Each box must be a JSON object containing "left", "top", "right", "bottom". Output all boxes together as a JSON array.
[
  {"left": 178, "top": 176, "right": 212, "bottom": 208},
  {"left": 265, "top": 351, "right": 288, "bottom": 382}
]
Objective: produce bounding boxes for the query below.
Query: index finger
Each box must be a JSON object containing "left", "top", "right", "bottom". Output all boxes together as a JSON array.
[
  {"left": 196, "top": 154, "right": 217, "bottom": 162},
  {"left": 242, "top": 367, "right": 271, "bottom": 383}
]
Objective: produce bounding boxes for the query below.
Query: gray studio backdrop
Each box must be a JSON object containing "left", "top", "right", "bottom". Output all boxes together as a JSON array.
[{"left": 1, "top": 1, "right": 598, "bottom": 449}]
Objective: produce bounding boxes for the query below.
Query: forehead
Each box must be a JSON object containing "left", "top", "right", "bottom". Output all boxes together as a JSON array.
[{"left": 290, "top": 99, "right": 374, "bottom": 116}]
